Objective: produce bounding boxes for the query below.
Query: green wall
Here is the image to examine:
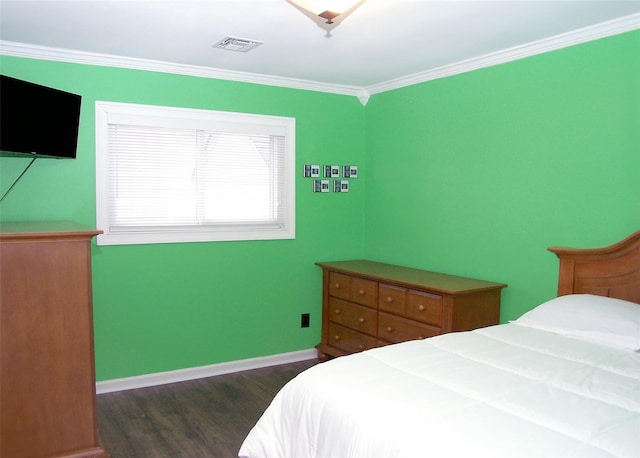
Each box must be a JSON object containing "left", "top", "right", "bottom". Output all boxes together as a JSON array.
[
  {"left": 364, "top": 30, "right": 640, "bottom": 321},
  {"left": 0, "top": 58, "right": 366, "bottom": 380},
  {"left": 1, "top": 29, "right": 638, "bottom": 381}
]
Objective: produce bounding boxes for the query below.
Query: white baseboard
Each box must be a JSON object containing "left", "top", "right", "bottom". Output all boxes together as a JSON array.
[{"left": 96, "top": 348, "right": 318, "bottom": 394}]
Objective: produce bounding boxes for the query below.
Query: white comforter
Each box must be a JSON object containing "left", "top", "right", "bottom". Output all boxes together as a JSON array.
[{"left": 239, "top": 324, "right": 640, "bottom": 458}]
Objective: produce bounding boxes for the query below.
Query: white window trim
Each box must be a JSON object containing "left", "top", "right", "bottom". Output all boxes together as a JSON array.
[{"left": 95, "top": 101, "right": 295, "bottom": 246}]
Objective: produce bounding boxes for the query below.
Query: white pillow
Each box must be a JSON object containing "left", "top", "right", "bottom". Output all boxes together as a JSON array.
[{"left": 513, "top": 294, "right": 640, "bottom": 351}]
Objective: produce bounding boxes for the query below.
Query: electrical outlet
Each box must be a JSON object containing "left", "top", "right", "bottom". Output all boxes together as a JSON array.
[{"left": 301, "top": 313, "right": 310, "bottom": 328}]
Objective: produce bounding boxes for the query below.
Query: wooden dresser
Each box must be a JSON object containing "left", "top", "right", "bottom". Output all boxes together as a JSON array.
[
  {"left": 0, "top": 222, "right": 108, "bottom": 458},
  {"left": 316, "top": 260, "right": 507, "bottom": 358}
]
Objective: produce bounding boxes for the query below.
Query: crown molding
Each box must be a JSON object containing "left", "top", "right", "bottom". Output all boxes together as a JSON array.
[
  {"left": 0, "top": 40, "right": 364, "bottom": 99},
  {"left": 1, "top": 12, "right": 638, "bottom": 105},
  {"left": 365, "top": 12, "right": 640, "bottom": 96}
]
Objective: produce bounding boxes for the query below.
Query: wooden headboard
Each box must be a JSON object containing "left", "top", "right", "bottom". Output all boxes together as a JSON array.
[{"left": 548, "top": 230, "right": 640, "bottom": 304}]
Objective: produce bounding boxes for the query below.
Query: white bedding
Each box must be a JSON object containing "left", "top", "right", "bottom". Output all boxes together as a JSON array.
[{"left": 239, "top": 324, "right": 640, "bottom": 458}]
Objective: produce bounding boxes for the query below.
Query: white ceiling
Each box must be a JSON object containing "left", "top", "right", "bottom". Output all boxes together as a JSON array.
[{"left": 1, "top": 0, "right": 639, "bottom": 97}]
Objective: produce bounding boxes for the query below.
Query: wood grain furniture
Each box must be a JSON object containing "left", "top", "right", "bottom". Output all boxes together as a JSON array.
[
  {"left": 315, "top": 260, "right": 507, "bottom": 358},
  {"left": 0, "top": 222, "right": 108, "bottom": 458},
  {"left": 549, "top": 230, "right": 640, "bottom": 303},
  {"left": 240, "top": 231, "right": 640, "bottom": 458}
]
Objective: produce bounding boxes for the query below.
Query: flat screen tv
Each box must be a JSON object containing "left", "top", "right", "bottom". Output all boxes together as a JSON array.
[{"left": 0, "top": 75, "right": 82, "bottom": 159}]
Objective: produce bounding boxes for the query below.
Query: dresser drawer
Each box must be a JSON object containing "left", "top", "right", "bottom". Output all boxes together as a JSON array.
[
  {"left": 350, "top": 276, "right": 377, "bottom": 307},
  {"left": 406, "top": 290, "right": 443, "bottom": 326},
  {"left": 378, "top": 283, "right": 406, "bottom": 314},
  {"left": 329, "top": 297, "right": 377, "bottom": 336},
  {"left": 328, "top": 271, "right": 377, "bottom": 307},
  {"left": 328, "top": 322, "right": 377, "bottom": 354},
  {"left": 378, "top": 312, "right": 441, "bottom": 344},
  {"left": 328, "top": 272, "right": 352, "bottom": 300}
]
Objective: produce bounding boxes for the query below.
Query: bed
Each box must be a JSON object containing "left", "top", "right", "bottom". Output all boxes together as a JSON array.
[{"left": 239, "top": 231, "right": 640, "bottom": 458}]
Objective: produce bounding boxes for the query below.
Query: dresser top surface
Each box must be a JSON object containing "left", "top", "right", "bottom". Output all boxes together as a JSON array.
[{"left": 316, "top": 260, "right": 507, "bottom": 294}]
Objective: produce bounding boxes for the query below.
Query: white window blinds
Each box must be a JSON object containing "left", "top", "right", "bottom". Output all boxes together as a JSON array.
[{"left": 96, "top": 102, "right": 295, "bottom": 245}]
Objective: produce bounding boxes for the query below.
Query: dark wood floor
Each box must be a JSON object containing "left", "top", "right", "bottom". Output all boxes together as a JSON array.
[{"left": 97, "top": 359, "right": 319, "bottom": 458}]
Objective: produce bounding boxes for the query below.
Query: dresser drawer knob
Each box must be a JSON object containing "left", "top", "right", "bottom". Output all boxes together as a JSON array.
[
  {"left": 386, "top": 296, "right": 394, "bottom": 303},
  {"left": 386, "top": 326, "right": 393, "bottom": 333},
  {"left": 358, "top": 344, "right": 364, "bottom": 350},
  {"left": 334, "top": 283, "right": 341, "bottom": 289},
  {"left": 359, "top": 317, "right": 365, "bottom": 323},
  {"left": 418, "top": 304, "right": 425, "bottom": 311},
  {"left": 335, "top": 309, "right": 341, "bottom": 315},
  {"left": 334, "top": 335, "right": 341, "bottom": 341},
  {"left": 359, "top": 289, "right": 366, "bottom": 296}
]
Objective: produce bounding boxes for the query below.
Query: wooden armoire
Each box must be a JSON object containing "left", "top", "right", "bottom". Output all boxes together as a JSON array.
[{"left": 0, "top": 222, "right": 108, "bottom": 457}]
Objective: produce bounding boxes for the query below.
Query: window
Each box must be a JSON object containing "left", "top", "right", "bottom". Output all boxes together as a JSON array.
[{"left": 95, "top": 101, "right": 295, "bottom": 246}]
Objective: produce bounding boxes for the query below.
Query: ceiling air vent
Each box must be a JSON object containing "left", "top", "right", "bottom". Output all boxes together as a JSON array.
[{"left": 213, "top": 36, "right": 263, "bottom": 52}]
